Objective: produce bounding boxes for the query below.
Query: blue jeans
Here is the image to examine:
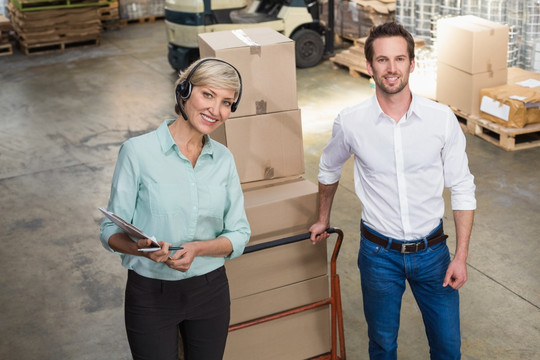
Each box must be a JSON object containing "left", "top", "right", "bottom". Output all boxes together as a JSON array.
[{"left": 358, "top": 222, "right": 460, "bottom": 360}]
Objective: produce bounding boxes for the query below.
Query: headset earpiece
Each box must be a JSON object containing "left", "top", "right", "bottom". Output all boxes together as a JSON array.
[
  {"left": 175, "top": 58, "right": 242, "bottom": 120},
  {"left": 177, "top": 80, "right": 193, "bottom": 99}
]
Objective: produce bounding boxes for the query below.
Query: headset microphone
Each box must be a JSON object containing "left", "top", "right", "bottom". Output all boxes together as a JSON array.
[
  {"left": 175, "top": 85, "right": 188, "bottom": 120},
  {"left": 175, "top": 58, "right": 243, "bottom": 120}
]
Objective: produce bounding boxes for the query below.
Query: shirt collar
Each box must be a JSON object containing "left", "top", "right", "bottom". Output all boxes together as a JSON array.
[
  {"left": 372, "top": 93, "right": 418, "bottom": 124},
  {"left": 407, "top": 93, "right": 420, "bottom": 120},
  {"left": 156, "top": 119, "right": 214, "bottom": 157},
  {"left": 371, "top": 95, "right": 386, "bottom": 124}
]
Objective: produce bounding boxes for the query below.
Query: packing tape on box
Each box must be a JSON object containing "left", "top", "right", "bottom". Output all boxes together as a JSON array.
[
  {"left": 256, "top": 100, "right": 267, "bottom": 114},
  {"left": 232, "top": 29, "right": 261, "bottom": 56}
]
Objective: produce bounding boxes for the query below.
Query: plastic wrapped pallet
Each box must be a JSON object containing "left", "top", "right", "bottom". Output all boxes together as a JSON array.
[
  {"left": 119, "top": 0, "right": 163, "bottom": 20},
  {"left": 147, "top": 0, "right": 164, "bottom": 17},
  {"left": 119, "top": 0, "right": 147, "bottom": 19}
]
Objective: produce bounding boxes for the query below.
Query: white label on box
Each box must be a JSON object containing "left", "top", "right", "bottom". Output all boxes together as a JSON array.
[
  {"left": 509, "top": 95, "right": 527, "bottom": 101},
  {"left": 480, "top": 96, "right": 510, "bottom": 121},
  {"left": 516, "top": 79, "right": 540, "bottom": 88}
]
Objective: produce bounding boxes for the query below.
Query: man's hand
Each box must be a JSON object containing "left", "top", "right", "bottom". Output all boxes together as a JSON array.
[
  {"left": 443, "top": 258, "right": 468, "bottom": 290},
  {"left": 445, "top": 209, "right": 474, "bottom": 290},
  {"left": 309, "top": 222, "right": 330, "bottom": 245}
]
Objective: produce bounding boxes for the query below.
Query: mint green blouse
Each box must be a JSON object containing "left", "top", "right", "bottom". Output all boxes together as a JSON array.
[{"left": 100, "top": 119, "right": 251, "bottom": 280}]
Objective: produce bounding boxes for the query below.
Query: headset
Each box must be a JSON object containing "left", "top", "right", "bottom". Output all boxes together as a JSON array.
[{"left": 175, "top": 58, "right": 243, "bottom": 120}]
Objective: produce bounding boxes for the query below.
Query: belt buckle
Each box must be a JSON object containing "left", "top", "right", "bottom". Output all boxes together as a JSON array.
[{"left": 401, "top": 242, "right": 420, "bottom": 254}]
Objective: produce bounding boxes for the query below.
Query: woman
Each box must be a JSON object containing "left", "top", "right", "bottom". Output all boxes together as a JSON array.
[{"left": 100, "top": 57, "right": 251, "bottom": 360}]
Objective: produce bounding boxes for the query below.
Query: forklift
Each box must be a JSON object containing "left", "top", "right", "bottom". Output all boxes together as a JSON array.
[{"left": 165, "top": 0, "right": 335, "bottom": 71}]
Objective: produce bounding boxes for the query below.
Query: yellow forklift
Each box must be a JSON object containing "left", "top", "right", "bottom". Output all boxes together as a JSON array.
[{"left": 165, "top": 0, "right": 335, "bottom": 70}]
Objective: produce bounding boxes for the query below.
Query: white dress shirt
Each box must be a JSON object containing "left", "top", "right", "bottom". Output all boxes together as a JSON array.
[{"left": 318, "top": 94, "right": 476, "bottom": 240}]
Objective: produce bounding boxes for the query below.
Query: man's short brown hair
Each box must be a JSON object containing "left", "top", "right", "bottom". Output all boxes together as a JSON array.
[{"left": 364, "top": 22, "right": 415, "bottom": 64}]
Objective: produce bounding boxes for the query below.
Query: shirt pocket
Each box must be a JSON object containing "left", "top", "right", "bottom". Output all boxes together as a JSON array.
[
  {"left": 148, "top": 182, "right": 186, "bottom": 216},
  {"left": 199, "top": 185, "right": 227, "bottom": 221}
]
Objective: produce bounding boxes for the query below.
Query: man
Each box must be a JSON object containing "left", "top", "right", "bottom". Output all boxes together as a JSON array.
[{"left": 309, "top": 22, "right": 476, "bottom": 360}]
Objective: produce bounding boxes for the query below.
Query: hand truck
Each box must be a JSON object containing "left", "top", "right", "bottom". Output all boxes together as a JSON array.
[{"left": 228, "top": 228, "right": 346, "bottom": 360}]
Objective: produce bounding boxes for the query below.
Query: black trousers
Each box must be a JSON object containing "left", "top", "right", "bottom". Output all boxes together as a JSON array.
[{"left": 124, "top": 267, "right": 230, "bottom": 360}]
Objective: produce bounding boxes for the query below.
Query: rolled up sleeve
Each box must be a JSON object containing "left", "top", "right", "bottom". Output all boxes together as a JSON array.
[
  {"left": 442, "top": 112, "right": 477, "bottom": 211},
  {"left": 99, "top": 142, "right": 139, "bottom": 253},
  {"left": 222, "top": 162, "right": 251, "bottom": 259}
]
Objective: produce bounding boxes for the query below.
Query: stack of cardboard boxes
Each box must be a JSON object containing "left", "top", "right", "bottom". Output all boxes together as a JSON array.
[
  {"left": 7, "top": 1, "right": 102, "bottom": 55},
  {"left": 0, "top": 14, "right": 12, "bottom": 56},
  {"left": 436, "top": 15, "right": 509, "bottom": 117},
  {"left": 198, "top": 28, "right": 332, "bottom": 359}
]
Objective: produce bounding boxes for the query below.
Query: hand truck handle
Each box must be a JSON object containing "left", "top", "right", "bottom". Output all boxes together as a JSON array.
[{"left": 243, "top": 227, "right": 339, "bottom": 254}]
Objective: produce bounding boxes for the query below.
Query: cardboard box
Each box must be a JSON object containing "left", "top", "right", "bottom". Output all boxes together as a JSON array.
[
  {"left": 436, "top": 62, "right": 507, "bottom": 116},
  {"left": 241, "top": 177, "right": 319, "bottom": 243},
  {"left": 212, "top": 109, "right": 304, "bottom": 183},
  {"left": 437, "top": 15, "right": 508, "bottom": 74},
  {"left": 229, "top": 274, "right": 329, "bottom": 324},
  {"left": 225, "top": 177, "right": 326, "bottom": 299},
  {"left": 224, "top": 306, "right": 331, "bottom": 360},
  {"left": 224, "top": 176, "right": 329, "bottom": 358},
  {"left": 198, "top": 27, "right": 298, "bottom": 118},
  {"left": 226, "top": 235, "right": 327, "bottom": 299},
  {"left": 507, "top": 67, "right": 540, "bottom": 85},
  {"left": 480, "top": 84, "right": 540, "bottom": 128}
]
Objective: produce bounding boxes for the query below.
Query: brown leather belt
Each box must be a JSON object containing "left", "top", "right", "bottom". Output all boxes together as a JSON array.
[{"left": 361, "top": 222, "right": 448, "bottom": 254}]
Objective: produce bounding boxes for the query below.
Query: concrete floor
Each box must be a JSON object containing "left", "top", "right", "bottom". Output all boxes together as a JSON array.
[{"left": 1, "top": 21, "right": 539, "bottom": 360}]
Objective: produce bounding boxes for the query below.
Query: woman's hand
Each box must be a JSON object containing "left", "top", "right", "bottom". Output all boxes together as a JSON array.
[
  {"left": 165, "top": 242, "right": 197, "bottom": 272},
  {"left": 137, "top": 239, "right": 171, "bottom": 263}
]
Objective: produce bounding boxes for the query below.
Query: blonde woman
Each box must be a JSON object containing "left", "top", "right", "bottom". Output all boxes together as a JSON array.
[{"left": 100, "top": 58, "right": 250, "bottom": 360}]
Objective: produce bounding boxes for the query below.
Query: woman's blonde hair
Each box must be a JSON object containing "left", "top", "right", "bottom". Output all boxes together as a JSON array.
[{"left": 174, "top": 58, "right": 242, "bottom": 115}]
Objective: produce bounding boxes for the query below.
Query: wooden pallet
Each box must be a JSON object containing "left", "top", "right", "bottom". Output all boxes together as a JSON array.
[
  {"left": 119, "top": 15, "right": 164, "bottom": 26},
  {"left": 329, "top": 50, "right": 370, "bottom": 78},
  {"left": 468, "top": 117, "right": 540, "bottom": 151},
  {"left": 450, "top": 106, "right": 482, "bottom": 134},
  {"left": 10, "top": 0, "right": 111, "bottom": 12},
  {"left": 19, "top": 36, "right": 99, "bottom": 55},
  {"left": 330, "top": 58, "right": 369, "bottom": 78},
  {"left": 98, "top": 1, "right": 118, "bottom": 21},
  {"left": 452, "top": 106, "right": 540, "bottom": 151},
  {"left": 0, "top": 42, "right": 13, "bottom": 56}
]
